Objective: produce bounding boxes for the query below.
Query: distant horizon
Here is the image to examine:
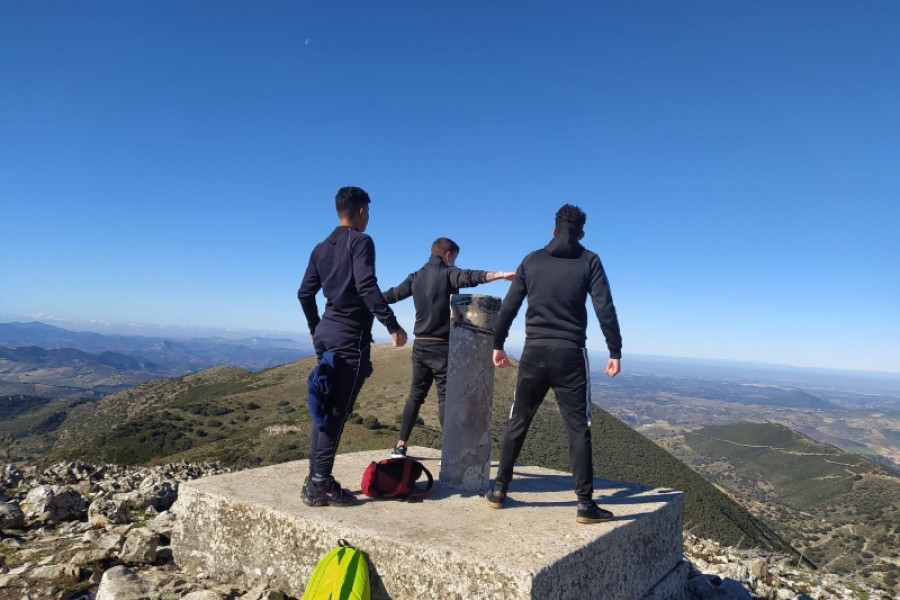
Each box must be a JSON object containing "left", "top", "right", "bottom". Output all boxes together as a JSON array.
[{"left": 3, "top": 314, "right": 899, "bottom": 380}]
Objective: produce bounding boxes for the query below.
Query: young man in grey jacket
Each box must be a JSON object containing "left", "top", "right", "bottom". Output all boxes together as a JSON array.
[{"left": 488, "top": 204, "right": 622, "bottom": 524}]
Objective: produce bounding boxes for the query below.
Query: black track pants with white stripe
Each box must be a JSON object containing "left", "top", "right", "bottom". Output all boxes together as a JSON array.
[{"left": 495, "top": 344, "right": 595, "bottom": 503}]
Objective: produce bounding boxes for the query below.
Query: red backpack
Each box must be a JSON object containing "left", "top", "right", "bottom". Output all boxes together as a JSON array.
[{"left": 360, "top": 457, "right": 434, "bottom": 501}]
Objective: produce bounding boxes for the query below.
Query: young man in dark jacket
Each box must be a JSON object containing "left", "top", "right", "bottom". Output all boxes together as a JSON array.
[
  {"left": 383, "top": 237, "right": 513, "bottom": 457},
  {"left": 297, "top": 186, "right": 408, "bottom": 506},
  {"left": 487, "top": 204, "right": 622, "bottom": 524}
]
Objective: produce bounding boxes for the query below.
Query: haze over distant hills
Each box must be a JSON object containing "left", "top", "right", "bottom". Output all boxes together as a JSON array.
[
  {"left": 0, "top": 321, "right": 313, "bottom": 396},
  {"left": 5, "top": 319, "right": 898, "bottom": 393},
  {"left": 593, "top": 352, "right": 900, "bottom": 396}
]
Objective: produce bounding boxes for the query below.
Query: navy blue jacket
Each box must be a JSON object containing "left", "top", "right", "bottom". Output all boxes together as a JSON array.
[
  {"left": 298, "top": 226, "right": 401, "bottom": 338},
  {"left": 493, "top": 227, "right": 622, "bottom": 358},
  {"left": 307, "top": 350, "right": 336, "bottom": 431},
  {"left": 383, "top": 255, "right": 486, "bottom": 339}
]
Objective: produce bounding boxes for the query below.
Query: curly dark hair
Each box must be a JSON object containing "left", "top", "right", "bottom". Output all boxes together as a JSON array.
[{"left": 555, "top": 204, "right": 587, "bottom": 232}]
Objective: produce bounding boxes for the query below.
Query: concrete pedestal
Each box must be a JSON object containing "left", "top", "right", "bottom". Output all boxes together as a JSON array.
[{"left": 172, "top": 448, "right": 686, "bottom": 599}]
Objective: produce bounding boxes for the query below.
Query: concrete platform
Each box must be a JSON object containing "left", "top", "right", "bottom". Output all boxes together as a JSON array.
[{"left": 171, "top": 447, "right": 685, "bottom": 599}]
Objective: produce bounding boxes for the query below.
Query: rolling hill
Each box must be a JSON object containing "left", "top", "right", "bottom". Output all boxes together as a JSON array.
[
  {"left": 672, "top": 422, "right": 900, "bottom": 585},
  {"left": 11, "top": 343, "right": 798, "bottom": 561}
]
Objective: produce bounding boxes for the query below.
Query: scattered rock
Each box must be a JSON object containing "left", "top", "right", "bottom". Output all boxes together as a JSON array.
[
  {"left": 22, "top": 484, "right": 87, "bottom": 522},
  {"left": 120, "top": 528, "right": 159, "bottom": 565},
  {"left": 88, "top": 494, "right": 131, "bottom": 528},
  {"left": 0, "top": 500, "right": 25, "bottom": 529},
  {"left": 95, "top": 565, "right": 148, "bottom": 600},
  {"left": 1, "top": 461, "right": 894, "bottom": 600}
]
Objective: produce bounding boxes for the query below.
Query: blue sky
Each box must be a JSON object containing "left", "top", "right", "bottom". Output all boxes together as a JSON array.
[{"left": 1, "top": 2, "right": 898, "bottom": 373}]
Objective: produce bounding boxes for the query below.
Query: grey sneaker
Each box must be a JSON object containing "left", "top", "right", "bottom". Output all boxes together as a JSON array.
[
  {"left": 302, "top": 476, "right": 358, "bottom": 507},
  {"left": 391, "top": 444, "right": 407, "bottom": 458},
  {"left": 576, "top": 501, "right": 613, "bottom": 524}
]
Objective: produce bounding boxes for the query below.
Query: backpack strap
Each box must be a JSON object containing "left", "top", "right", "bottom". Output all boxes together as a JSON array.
[
  {"left": 379, "top": 459, "right": 409, "bottom": 499},
  {"left": 405, "top": 461, "right": 434, "bottom": 501}
]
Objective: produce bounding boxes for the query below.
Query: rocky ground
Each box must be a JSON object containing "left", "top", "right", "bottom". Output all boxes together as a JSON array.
[{"left": 0, "top": 462, "right": 893, "bottom": 600}]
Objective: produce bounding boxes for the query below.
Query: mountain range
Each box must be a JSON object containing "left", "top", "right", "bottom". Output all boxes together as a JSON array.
[
  {"left": 3, "top": 342, "right": 799, "bottom": 561},
  {"left": 0, "top": 321, "right": 313, "bottom": 396},
  {"left": 3, "top": 321, "right": 899, "bottom": 591}
]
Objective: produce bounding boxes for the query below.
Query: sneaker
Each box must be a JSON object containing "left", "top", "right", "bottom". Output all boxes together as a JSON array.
[
  {"left": 485, "top": 485, "right": 507, "bottom": 509},
  {"left": 391, "top": 444, "right": 407, "bottom": 458},
  {"left": 576, "top": 501, "right": 613, "bottom": 524},
  {"left": 302, "top": 476, "right": 358, "bottom": 507}
]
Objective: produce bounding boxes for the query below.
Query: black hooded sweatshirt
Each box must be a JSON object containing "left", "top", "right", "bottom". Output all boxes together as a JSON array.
[{"left": 493, "top": 226, "right": 622, "bottom": 358}]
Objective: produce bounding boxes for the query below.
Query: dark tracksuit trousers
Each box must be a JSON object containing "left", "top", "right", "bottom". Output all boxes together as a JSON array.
[
  {"left": 398, "top": 338, "right": 449, "bottom": 441},
  {"left": 308, "top": 319, "right": 373, "bottom": 478},
  {"left": 495, "top": 344, "right": 595, "bottom": 503}
]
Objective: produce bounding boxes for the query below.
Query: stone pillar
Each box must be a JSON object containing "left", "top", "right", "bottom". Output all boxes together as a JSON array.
[{"left": 440, "top": 293, "right": 502, "bottom": 492}]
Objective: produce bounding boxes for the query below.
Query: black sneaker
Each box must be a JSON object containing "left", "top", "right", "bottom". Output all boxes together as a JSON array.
[
  {"left": 485, "top": 485, "right": 507, "bottom": 509},
  {"left": 391, "top": 444, "right": 407, "bottom": 458},
  {"left": 576, "top": 501, "right": 613, "bottom": 524},
  {"left": 302, "top": 476, "right": 358, "bottom": 507}
]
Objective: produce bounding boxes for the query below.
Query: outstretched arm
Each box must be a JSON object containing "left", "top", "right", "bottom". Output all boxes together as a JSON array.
[
  {"left": 484, "top": 271, "right": 515, "bottom": 282},
  {"left": 451, "top": 268, "right": 515, "bottom": 289},
  {"left": 383, "top": 272, "right": 414, "bottom": 304}
]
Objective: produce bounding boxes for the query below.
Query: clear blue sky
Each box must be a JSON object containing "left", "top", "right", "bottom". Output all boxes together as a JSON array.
[{"left": 2, "top": 2, "right": 898, "bottom": 373}]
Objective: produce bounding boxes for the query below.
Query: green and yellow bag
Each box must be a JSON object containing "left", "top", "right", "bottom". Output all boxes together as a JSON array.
[{"left": 302, "top": 539, "right": 370, "bottom": 600}]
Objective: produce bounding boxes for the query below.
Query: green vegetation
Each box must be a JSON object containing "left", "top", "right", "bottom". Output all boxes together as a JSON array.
[
  {"left": 15, "top": 347, "right": 801, "bottom": 561},
  {"left": 679, "top": 422, "right": 900, "bottom": 586},
  {"left": 0, "top": 394, "right": 95, "bottom": 461}
]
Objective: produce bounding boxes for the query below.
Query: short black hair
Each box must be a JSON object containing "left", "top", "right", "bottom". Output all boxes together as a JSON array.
[
  {"left": 335, "top": 186, "right": 371, "bottom": 218},
  {"left": 431, "top": 237, "right": 460, "bottom": 257},
  {"left": 555, "top": 204, "right": 587, "bottom": 233}
]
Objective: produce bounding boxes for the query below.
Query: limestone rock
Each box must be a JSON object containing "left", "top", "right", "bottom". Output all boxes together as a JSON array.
[
  {"left": 0, "top": 500, "right": 25, "bottom": 529},
  {"left": 22, "top": 484, "right": 86, "bottom": 522},
  {"left": 120, "top": 528, "right": 160, "bottom": 565},
  {"left": 96, "top": 565, "right": 150, "bottom": 600},
  {"left": 145, "top": 510, "right": 176, "bottom": 539},
  {"left": 240, "top": 584, "right": 287, "bottom": 600},
  {"left": 183, "top": 590, "right": 227, "bottom": 600},
  {"left": 747, "top": 556, "right": 771, "bottom": 583},
  {"left": 88, "top": 494, "right": 132, "bottom": 528},
  {"left": 94, "top": 531, "right": 126, "bottom": 555},
  {"left": 135, "top": 477, "right": 177, "bottom": 511},
  {"left": 27, "top": 563, "right": 81, "bottom": 583},
  {"left": 1, "top": 459, "right": 892, "bottom": 600}
]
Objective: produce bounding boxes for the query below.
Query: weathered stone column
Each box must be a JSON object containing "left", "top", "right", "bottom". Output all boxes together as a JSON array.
[{"left": 440, "top": 293, "right": 502, "bottom": 492}]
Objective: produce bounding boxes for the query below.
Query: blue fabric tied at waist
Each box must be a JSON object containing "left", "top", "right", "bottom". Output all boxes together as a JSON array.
[{"left": 307, "top": 351, "right": 336, "bottom": 432}]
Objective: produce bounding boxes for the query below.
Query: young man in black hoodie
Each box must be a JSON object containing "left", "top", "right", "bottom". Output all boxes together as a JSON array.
[
  {"left": 297, "top": 186, "right": 408, "bottom": 506},
  {"left": 487, "top": 204, "right": 622, "bottom": 524},
  {"left": 383, "top": 237, "right": 514, "bottom": 457}
]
